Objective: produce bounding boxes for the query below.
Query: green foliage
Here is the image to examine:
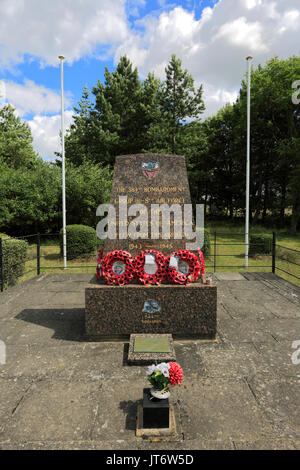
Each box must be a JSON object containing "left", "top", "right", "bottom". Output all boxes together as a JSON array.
[
  {"left": 90, "top": 56, "right": 147, "bottom": 165},
  {"left": 60, "top": 225, "right": 98, "bottom": 259},
  {"left": 0, "top": 159, "right": 112, "bottom": 236},
  {"left": 65, "top": 161, "right": 112, "bottom": 228},
  {"left": 161, "top": 54, "right": 205, "bottom": 153},
  {"left": 0, "top": 233, "right": 28, "bottom": 289},
  {"left": 236, "top": 56, "right": 300, "bottom": 231},
  {"left": 1, "top": 54, "right": 300, "bottom": 239},
  {"left": 65, "top": 54, "right": 205, "bottom": 165},
  {"left": 0, "top": 104, "right": 38, "bottom": 168},
  {"left": 0, "top": 160, "right": 61, "bottom": 235},
  {"left": 61, "top": 86, "right": 95, "bottom": 167},
  {"left": 148, "top": 371, "right": 168, "bottom": 391},
  {"left": 249, "top": 235, "right": 272, "bottom": 257}
]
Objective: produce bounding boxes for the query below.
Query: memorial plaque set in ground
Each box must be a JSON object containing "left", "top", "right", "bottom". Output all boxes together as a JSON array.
[
  {"left": 127, "top": 334, "right": 176, "bottom": 365},
  {"left": 85, "top": 153, "right": 217, "bottom": 340}
]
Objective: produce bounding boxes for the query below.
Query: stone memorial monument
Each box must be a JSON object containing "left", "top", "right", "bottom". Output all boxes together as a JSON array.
[{"left": 85, "top": 153, "right": 217, "bottom": 339}]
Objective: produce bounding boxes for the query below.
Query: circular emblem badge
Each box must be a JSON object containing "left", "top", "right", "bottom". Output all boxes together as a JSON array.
[
  {"left": 178, "top": 261, "right": 189, "bottom": 275},
  {"left": 112, "top": 261, "right": 125, "bottom": 276}
]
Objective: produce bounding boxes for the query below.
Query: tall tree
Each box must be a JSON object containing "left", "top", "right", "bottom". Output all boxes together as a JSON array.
[
  {"left": 0, "top": 104, "right": 38, "bottom": 169},
  {"left": 92, "top": 56, "right": 143, "bottom": 164},
  {"left": 161, "top": 54, "right": 205, "bottom": 153},
  {"left": 64, "top": 85, "right": 95, "bottom": 166}
]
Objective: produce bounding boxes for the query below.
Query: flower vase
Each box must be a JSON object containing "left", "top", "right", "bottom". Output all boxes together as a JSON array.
[{"left": 150, "top": 387, "right": 170, "bottom": 400}]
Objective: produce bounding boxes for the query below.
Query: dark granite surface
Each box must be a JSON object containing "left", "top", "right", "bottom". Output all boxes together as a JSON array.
[
  {"left": 142, "top": 388, "right": 170, "bottom": 429},
  {"left": 85, "top": 278, "right": 217, "bottom": 338},
  {"left": 103, "top": 153, "right": 193, "bottom": 256}
]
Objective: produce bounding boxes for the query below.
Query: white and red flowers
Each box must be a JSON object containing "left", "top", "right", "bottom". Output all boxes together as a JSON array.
[{"left": 146, "top": 362, "right": 184, "bottom": 391}]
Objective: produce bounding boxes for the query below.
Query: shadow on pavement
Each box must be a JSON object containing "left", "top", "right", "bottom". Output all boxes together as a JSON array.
[
  {"left": 119, "top": 399, "right": 141, "bottom": 431},
  {"left": 16, "top": 308, "right": 86, "bottom": 342}
]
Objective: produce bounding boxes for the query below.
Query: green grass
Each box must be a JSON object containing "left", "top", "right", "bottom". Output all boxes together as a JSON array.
[
  {"left": 205, "top": 223, "right": 300, "bottom": 285},
  {"left": 20, "top": 244, "right": 97, "bottom": 283},
  {"left": 16, "top": 226, "right": 300, "bottom": 287}
]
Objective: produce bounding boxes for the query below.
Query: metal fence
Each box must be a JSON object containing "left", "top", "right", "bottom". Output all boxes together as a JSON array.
[{"left": 0, "top": 231, "right": 299, "bottom": 292}]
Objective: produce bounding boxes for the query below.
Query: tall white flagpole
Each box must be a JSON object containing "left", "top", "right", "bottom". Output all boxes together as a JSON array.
[
  {"left": 245, "top": 56, "right": 253, "bottom": 268},
  {"left": 59, "top": 55, "right": 67, "bottom": 269}
]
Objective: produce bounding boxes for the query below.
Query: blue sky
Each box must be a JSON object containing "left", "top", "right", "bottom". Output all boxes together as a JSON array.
[{"left": 0, "top": 0, "right": 299, "bottom": 160}]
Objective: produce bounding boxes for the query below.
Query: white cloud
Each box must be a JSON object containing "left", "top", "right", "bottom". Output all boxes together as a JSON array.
[
  {"left": 203, "top": 83, "right": 238, "bottom": 117},
  {"left": 116, "top": 0, "right": 300, "bottom": 117},
  {"left": 243, "top": 0, "right": 262, "bottom": 10},
  {"left": 213, "top": 17, "right": 267, "bottom": 53},
  {"left": 0, "top": 0, "right": 129, "bottom": 67},
  {"left": 27, "top": 111, "right": 73, "bottom": 160},
  {"left": 0, "top": 78, "right": 74, "bottom": 159},
  {"left": 4, "top": 79, "right": 72, "bottom": 116},
  {"left": 2, "top": 0, "right": 300, "bottom": 155}
]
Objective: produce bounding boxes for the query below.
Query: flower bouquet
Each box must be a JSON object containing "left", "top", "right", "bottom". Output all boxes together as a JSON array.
[{"left": 146, "top": 362, "right": 184, "bottom": 399}]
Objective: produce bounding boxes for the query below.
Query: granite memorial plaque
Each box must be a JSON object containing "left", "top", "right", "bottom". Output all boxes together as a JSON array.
[
  {"left": 127, "top": 334, "right": 176, "bottom": 365},
  {"left": 103, "top": 153, "right": 193, "bottom": 256}
]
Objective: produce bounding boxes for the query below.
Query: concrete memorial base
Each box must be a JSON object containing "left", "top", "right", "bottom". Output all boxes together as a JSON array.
[{"left": 85, "top": 277, "right": 217, "bottom": 339}]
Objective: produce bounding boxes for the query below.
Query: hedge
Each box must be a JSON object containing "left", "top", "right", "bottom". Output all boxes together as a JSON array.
[
  {"left": 0, "top": 233, "right": 28, "bottom": 289},
  {"left": 60, "top": 225, "right": 98, "bottom": 260},
  {"left": 249, "top": 234, "right": 272, "bottom": 257}
]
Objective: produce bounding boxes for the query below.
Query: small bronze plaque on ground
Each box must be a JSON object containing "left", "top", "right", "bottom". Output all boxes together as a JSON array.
[
  {"left": 128, "top": 334, "right": 176, "bottom": 365},
  {"left": 134, "top": 337, "right": 170, "bottom": 353}
]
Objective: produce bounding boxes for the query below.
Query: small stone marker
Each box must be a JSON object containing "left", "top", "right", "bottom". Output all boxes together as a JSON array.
[
  {"left": 142, "top": 388, "right": 169, "bottom": 428},
  {"left": 128, "top": 334, "right": 176, "bottom": 365},
  {"left": 136, "top": 388, "right": 177, "bottom": 438}
]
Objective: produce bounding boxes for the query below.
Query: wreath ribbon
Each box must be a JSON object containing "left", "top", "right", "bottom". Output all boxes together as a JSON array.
[{"left": 134, "top": 249, "right": 167, "bottom": 285}]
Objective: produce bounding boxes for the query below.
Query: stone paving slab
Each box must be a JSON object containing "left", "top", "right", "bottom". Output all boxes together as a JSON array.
[
  {"left": 246, "top": 374, "right": 299, "bottom": 439},
  {"left": 217, "top": 316, "right": 278, "bottom": 344},
  {"left": 171, "top": 377, "right": 274, "bottom": 442},
  {"left": 0, "top": 378, "right": 100, "bottom": 443},
  {"left": 254, "top": 342, "right": 300, "bottom": 378},
  {"left": 214, "top": 273, "right": 246, "bottom": 281},
  {"left": 0, "top": 272, "right": 299, "bottom": 450},
  {"left": 198, "top": 343, "right": 276, "bottom": 380}
]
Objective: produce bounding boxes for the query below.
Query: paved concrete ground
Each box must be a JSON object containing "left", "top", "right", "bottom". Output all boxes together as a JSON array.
[{"left": 0, "top": 272, "right": 299, "bottom": 450}]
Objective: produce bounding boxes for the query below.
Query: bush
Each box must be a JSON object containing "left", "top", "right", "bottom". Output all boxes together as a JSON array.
[
  {"left": 249, "top": 234, "right": 272, "bottom": 257},
  {"left": 0, "top": 233, "right": 28, "bottom": 289},
  {"left": 60, "top": 225, "right": 98, "bottom": 260}
]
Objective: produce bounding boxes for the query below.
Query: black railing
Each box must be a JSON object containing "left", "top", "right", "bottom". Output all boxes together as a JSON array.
[
  {"left": 207, "top": 231, "right": 275, "bottom": 272},
  {"left": 0, "top": 231, "right": 299, "bottom": 292}
]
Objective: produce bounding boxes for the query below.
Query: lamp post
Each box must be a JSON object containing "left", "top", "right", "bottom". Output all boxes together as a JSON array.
[
  {"left": 245, "top": 56, "right": 253, "bottom": 268},
  {"left": 59, "top": 55, "right": 67, "bottom": 269}
]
